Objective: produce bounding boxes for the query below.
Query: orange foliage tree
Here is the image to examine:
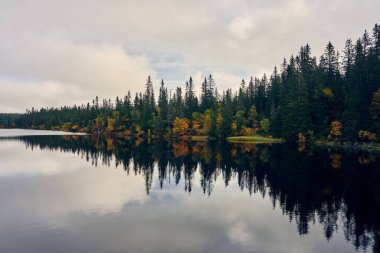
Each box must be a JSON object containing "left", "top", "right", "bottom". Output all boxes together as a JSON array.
[
  {"left": 191, "top": 112, "right": 203, "bottom": 135},
  {"left": 172, "top": 117, "right": 189, "bottom": 136},
  {"left": 330, "top": 120, "right": 342, "bottom": 139}
]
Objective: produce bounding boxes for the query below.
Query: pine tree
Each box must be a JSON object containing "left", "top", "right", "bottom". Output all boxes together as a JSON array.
[{"left": 185, "top": 77, "right": 197, "bottom": 118}]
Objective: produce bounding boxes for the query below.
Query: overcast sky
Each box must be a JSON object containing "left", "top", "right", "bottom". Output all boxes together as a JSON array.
[{"left": 0, "top": 0, "right": 379, "bottom": 112}]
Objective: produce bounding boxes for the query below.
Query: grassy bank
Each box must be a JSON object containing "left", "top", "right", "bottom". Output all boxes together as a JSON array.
[
  {"left": 226, "top": 135, "right": 284, "bottom": 144},
  {"left": 190, "top": 136, "right": 210, "bottom": 141}
]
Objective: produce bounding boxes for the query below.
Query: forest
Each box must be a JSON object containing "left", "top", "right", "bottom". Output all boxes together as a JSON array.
[{"left": 1, "top": 24, "right": 379, "bottom": 143}]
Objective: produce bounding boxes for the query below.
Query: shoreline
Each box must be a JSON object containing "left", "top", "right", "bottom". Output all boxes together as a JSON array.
[
  {"left": 226, "top": 136, "right": 284, "bottom": 144},
  {"left": 313, "top": 140, "right": 380, "bottom": 153},
  {"left": 2, "top": 128, "right": 380, "bottom": 151}
]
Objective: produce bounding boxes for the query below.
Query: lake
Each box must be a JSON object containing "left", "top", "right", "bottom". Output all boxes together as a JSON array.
[{"left": 0, "top": 129, "right": 379, "bottom": 253}]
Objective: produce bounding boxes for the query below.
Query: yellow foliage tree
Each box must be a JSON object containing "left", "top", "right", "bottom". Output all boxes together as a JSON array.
[
  {"left": 231, "top": 121, "right": 238, "bottom": 136},
  {"left": 260, "top": 118, "right": 270, "bottom": 133},
  {"left": 248, "top": 106, "right": 259, "bottom": 128},
  {"left": 358, "top": 130, "right": 377, "bottom": 142},
  {"left": 322, "top": 87, "right": 333, "bottom": 98},
  {"left": 202, "top": 110, "right": 212, "bottom": 135},
  {"left": 172, "top": 117, "right": 189, "bottom": 136},
  {"left": 61, "top": 122, "right": 72, "bottom": 132},
  {"left": 105, "top": 117, "right": 116, "bottom": 134},
  {"left": 192, "top": 119, "right": 202, "bottom": 135},
  {"left": 94, "top": 115, "right": 106, "bottom": 133}
]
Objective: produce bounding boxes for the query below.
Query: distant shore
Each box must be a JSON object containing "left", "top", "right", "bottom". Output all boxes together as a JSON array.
[
  {"left": 2, "top": 127, "right": 380, "bottom": 151},
  {"left": 313, "top": 140, "right": 380, "bottom": 153}
]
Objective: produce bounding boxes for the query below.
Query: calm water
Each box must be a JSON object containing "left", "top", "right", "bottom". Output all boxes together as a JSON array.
[{"left": 0, "top": 129, "right": 379, "bottom": 253}]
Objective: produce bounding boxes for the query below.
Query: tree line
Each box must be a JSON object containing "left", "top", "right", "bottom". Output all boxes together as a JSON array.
[{"left": 1, "top": 24, "right": 380, "bottom": 142}]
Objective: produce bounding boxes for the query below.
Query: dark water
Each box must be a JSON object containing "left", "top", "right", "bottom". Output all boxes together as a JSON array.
[{"left": 0, "top": 130, "right": 379, "bottom": 253}]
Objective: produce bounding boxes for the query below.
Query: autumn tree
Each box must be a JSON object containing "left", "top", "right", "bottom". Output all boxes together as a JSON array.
[
  {"left": 260, "top": 118, "right": 270, "bottom": 134},
  {"left": 172, "top": 117, "right": 189, "bottom": 136},
  {"left": 330, "top": 121, "right": 343, "bottom": 139}
]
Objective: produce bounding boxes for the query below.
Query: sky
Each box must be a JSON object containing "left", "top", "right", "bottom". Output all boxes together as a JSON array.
[{"left": 0, "top": 0, "right": 379, "bottom": 112}]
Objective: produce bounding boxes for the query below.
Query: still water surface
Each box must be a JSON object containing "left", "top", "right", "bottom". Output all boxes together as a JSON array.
[{"left": 0, "top": 129, "right": 379, "bottom": 253}]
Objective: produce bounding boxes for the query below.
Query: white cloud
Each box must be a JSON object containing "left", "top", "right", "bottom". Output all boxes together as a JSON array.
[
  {"left": 0, "top": 35, "right": 156, "bottom": 112},
  {"left": 228, "top": 16, "right": 254, "bottom": 41},
  {"left": 0, "top": 0, "right": 379, "bottom": 111},
  {"left": 0, "top": 140, "right": 147, "bottom": 216}
]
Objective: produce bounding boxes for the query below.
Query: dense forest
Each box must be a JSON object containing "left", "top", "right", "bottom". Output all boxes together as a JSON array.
[{"left": 1, "top": 24, "right": 380, "bottom": 142}]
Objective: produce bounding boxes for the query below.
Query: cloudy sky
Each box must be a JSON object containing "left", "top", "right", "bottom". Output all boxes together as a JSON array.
[{"left": 0, "top": 0, "right": 379, "bottom": 112}]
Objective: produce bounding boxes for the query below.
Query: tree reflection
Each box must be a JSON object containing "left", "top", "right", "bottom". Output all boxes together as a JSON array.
[{"left": 3, "top": 135, "right": 380, "bottom": 253}]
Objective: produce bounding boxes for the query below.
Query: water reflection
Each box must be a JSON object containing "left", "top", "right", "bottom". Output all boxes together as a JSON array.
[{"left": 0, "top": 135, "right": 379, "bottom": 253}]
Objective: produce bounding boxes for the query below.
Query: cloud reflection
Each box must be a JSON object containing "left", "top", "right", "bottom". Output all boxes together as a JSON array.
[{"left": 0, "top": 137, "right": 366, "bottom": 253}]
